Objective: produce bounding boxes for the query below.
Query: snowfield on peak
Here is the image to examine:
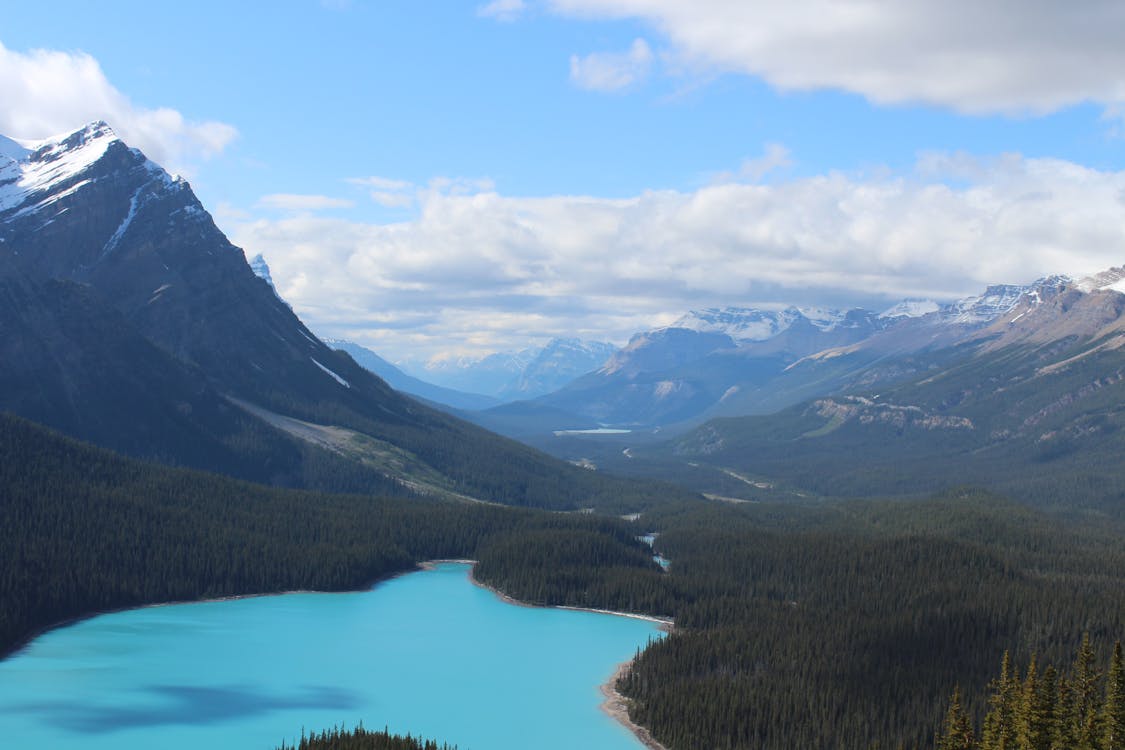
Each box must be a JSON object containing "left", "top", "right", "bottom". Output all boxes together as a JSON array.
[
  {"left": 673, "top": 305, "right": 862, "bottom": 341},
  {"left": 0, "top": 122, "right": 175, "bottom": 217},
  {"left": 879, "top": 299, "right": 940, "bottom": 319}
]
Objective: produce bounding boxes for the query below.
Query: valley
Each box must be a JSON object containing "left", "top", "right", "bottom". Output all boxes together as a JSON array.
[{"left": 3, "top": 113, "right": 1124, "bottom": 750}]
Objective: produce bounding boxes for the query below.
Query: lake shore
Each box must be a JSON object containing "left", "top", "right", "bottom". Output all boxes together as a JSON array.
[
  {"left": 6, "top": 558, "right": 672, "bottom": 750},
  {"left": 432, "top": 559, "right": 673, "bottom": 750},
  {"left": 601, "top": 660, "right": 668, "bottom": 750}
]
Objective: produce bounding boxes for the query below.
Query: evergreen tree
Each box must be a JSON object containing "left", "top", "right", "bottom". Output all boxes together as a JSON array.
[
  {"left": 1051, "top": 672, "right": 1074, "bottom": 750},
  {"left": 939, "top": 686, "right": 976, "bottom": 750},
  {"left": 982, "top": 652, "right": 1019, "bottom": 750},
  {"left": 1104, "top": 641, "right": 1125, "bottom": 750},
  {"left": 1072, "top": 633, "right": 1103, "bottom": 750}
]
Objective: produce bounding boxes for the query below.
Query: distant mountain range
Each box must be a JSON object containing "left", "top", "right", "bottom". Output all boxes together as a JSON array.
[
  {"left": 473, "top": 273, "right": 1125, "bottom": 438},
  {"left": 393, "top": 338, "right": 618, "bottom": 401},
  {"left": 516, "top": 268, "right": 1125, "bottom": 514},
  {"left": 0, "top": 121, "right": 677, "bottom": 511}
]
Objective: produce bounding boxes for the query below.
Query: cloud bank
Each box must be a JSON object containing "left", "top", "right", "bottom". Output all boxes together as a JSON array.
[
  {"left": 548, "top": 0, "right": 1125, "bottom": 114},
  {"left": 232, "top": 153, "right": 1125, "bottom": 363},
  {"left": 0, "top": 42, "right": 237, "bottom": 172}
]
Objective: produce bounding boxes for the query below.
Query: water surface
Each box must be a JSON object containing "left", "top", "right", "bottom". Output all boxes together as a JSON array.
[{"left": 0, "top": 563, "right": 662, "bottom": 750}]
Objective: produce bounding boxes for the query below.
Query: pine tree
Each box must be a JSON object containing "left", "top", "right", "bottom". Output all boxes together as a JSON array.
[
  {"left": 1103, "top": 641, "right": 1125, "bottom": 750},
  {"left": 939, "top": 686, "right": 976, "bottom": 750},
  {"left": 1052, "top": 673, "right": 1075, "bottom": 750},
  {"left": 1072, "top": 633, "right": 1103, "bottom": 750},
  {"left": 982, "top": 652, "right": 1019, "bottom": 750},
  {"left": 1016, "top": 655, "right": 1053, "bottom": 750}
]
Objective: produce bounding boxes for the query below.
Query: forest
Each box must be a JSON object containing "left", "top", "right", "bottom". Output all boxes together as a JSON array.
[
  {"left": 935, "top": 636, "right": 1124, "bottom": 750},
  {"left": 276, "top": 725, "right": 457, "bottom": 750},
  {"left": 2, "top": 412, "right": 1124, "bottom": 749}
]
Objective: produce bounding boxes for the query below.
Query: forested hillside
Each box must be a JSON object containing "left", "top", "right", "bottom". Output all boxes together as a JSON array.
[
  {"left": 0, "top": 412, "right": 660, "bottom": 659},
  {"left": 4, "top": 411, "right": 1124, "bottom": 749}
]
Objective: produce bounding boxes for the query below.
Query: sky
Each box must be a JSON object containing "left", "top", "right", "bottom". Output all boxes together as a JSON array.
[{"left": 3, "top": 0, "right": 1125, "bottom": 367}]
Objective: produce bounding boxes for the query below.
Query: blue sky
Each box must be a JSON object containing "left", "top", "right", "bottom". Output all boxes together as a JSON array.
[{"left": 3, "top": 1, "right": 1125, "bottom": 364}]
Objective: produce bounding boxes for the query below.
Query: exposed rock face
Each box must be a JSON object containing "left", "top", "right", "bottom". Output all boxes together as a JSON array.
[
  {"left": 809, "top": 396, "right": 974, "bottom": 431},
  {"left": 1, "top": 122, "right": 404, "bottom": 418}
]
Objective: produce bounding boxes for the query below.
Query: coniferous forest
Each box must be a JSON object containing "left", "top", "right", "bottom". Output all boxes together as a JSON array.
[
  {"left": 2, "top": 411, "right": 1124, "bottom": 749},
  {"left": 935, "top": 636, "right": 1125, "bottom": 750},
  {"left": 276, "top": 725, "right": 457, "bottom": 750}
]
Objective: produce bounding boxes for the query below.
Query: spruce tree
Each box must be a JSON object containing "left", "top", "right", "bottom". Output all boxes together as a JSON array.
[
  {"left": 939, "top": 686, "right": 976, "bottom": 750},
  {"left": 1072, "top": 633, "right": 1103, "bottom": 750},
  {"left": 982, "top": 652, "right": 1019, "bottom": 750},
  {"left": 1103, "top": 641, "right": 1125, "bottom": 750}
]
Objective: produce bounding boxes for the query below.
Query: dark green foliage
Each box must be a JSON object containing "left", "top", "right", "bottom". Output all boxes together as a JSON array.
[
  {"left": 608, "top": 339, "right": 1125, "bottom": 520},
  {"left": 949, "top": 639, "right": 1125, "bottom": 750},
  {"left": 938, "top": 687, "right": 975, "bottom": 750},
  {"left": 613, "top": 494, "right": 1125, "bottom": 750},
  {"left": 4, "top": 410, "right": 1125, "bottom": 750},
  {"left": 0, "top": 412, "right": 661, "bottom": 659},
  {"left": 277, "top": 725, "right": 455, "bottom": 750}
]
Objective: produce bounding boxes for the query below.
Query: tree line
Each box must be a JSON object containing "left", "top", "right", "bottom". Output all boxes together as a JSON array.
[{"left": 938, "top": 635, "right": 1125, "bottom": 750}]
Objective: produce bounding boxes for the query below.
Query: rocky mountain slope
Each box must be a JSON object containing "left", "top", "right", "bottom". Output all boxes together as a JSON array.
[{"left": 0, "top": 122, "right": 676, "bottom": 510}]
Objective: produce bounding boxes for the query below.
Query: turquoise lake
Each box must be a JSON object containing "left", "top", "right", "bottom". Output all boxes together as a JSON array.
[{"left": 0, "top": 562, "right": 663, "bottom": 750}]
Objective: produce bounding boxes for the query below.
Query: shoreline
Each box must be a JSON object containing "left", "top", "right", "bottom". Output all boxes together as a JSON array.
[
  {"left": 455, "top": 559, "right": 673, "bottom": 750},
  {"left": 0, "top": 563, "right": 424, "bottom": 661},
  {"left": 5, "top": 558, "right": 673, "bottom": 750},
  {"left": 601, "top": 659, "right": 669, "bottom": 750}
]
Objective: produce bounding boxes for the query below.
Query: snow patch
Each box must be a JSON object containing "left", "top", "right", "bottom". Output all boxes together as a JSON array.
[
  {"left": 100, "top": 185, "right": 143, "bottom": 257},
  {"left": 0, "top": 122, "right": 118, "bottom": 214},
  {"left": 311, "top": 357, "right": 350, "bottom": 388},
  {"left": 880, "top": 299, "right": 940, "bottom": 319}
]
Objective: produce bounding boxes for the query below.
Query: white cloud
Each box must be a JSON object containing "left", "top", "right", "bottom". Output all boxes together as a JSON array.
[
  {"left": 0, "top": 42, "right": 237, "bottom": 173},
  {"left": 478, "top": 0, "right": 526, "bottom": 22},
  {"left": 257, "top": 194, "right": 355, "bottom": 212},
  {"left": 348, "top": 175, "right": 417, "bottom": 208},
  {"left": 349, "top": 176, "right": 414, "bottom": 191},
  {"left": 548, "top": 0, "right": 1125, "bottom": 114},
  {"left": 711, "top": 143, "right": 793, "bottom": 184},
  {"left": 231, "top": 154, "right": 1125, "bottom": 362},
  {"left": 570, "top": 38, "right": 654, "bottom": 92}
]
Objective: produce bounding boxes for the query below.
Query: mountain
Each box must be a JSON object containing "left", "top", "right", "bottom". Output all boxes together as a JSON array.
[
  {"left": 587, "top": 275, "right": 1125, "bottom": 514},
  {"left": 499, "top": 337, "right": 617, "bottom": 400},
  {"left": 325, "top": 339, "right": 501, "bottom": 411},
  {"left": 502, "top": 306, "right": 890, "bottom": 432},
  {"left": 0, "top": 121, "right": 682, "bottom": 511},
  {"left": 407, "top": 338, "right": 617, "bottom": 401}
]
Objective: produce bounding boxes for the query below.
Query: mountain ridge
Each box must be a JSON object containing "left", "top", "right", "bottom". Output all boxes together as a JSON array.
[{"left": 0, "top": 121, "right": 684, "bottom": 511}]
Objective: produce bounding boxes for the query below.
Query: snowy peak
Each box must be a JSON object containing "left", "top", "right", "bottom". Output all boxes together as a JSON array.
[
  {"left": 673, "top": 305, "right": 868, "bottom": 342},
  {"left": 880, "top": 299, "right": 940, "bottom": 319},
  {"left": 938, "top": 282, "right": 1046, "bottom": 325},
  {"left": 502, "top": 337, "right": 617, "bottom": 399},
  {"left": 0, "top": 121, "right": 174, "bottom": 217},
  {"left": 0, "top": 134, "right": 31, "bottom": 164},
  {"left": 1077, "top": 265, "right": 1125, "bottom": 294},
  {"left": 673, "top": 307, "right": 799, "bottom": 341},
  {"left": 249, "top": 253, "right": 276, "bottom": 290}
]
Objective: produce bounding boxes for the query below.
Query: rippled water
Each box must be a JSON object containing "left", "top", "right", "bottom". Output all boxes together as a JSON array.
[{"left": 0, "top": 562, "right": 662, "bottom": 750}]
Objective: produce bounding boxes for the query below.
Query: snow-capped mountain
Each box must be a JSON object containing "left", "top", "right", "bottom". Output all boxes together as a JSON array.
[
  {"left": 672, "top": 305, "right": 867, "bottom": 341},
  {"left": 673, "top": 307, "right": 803, "bottom": 341},
  {"left": 501, "top": 338, "right": 617, "bottom": 400},
  {"left": 2, "top": 121, "right": 622, "bottom": 509},
  {"left": 412, "top": 339, "right": 617, "bottom": 400},
  {"left": 935, "top": 282, "right": 1053, "bottom": 325},
  {"left": 1077, "top": 265, "right": 1125, "bottom": 294},
  {"left": 879, "top": 299, "right": 940, "bottom": 319},
  {"left": 248, "top": 253, "right": 276, "bottom": 290}
]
